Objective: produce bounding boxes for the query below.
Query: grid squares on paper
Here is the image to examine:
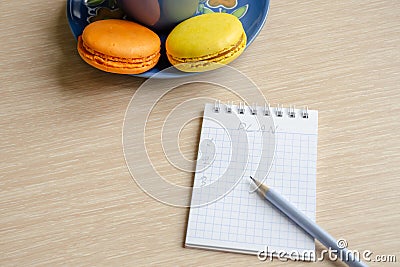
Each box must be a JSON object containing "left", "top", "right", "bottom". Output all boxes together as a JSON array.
[{"left": 186, "top": 105, "right": 318, "bottom": 258}]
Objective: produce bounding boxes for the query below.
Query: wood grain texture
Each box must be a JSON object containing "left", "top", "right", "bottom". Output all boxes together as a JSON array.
[{"left": 1, "top": 0, "right": 399, "bottom": 266}]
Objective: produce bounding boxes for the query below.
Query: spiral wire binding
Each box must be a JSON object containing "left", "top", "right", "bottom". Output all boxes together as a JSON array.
[
  {"left": 264, "top": 103, "right": 271, "bottom": 116},
  {"left": 214, "top": 100, "right": 221, "bottom": 113},
  {"left": 226, "top": 101, "right": 233, "bottom": 113},
  {"left": 289, "top": 105, "right": 296, "bottom": 118},
  {"left": 212, "top": 101, "right": 310, "bottom": 119},
  {"left": 302, "top": 106, "right": 309, "bottom": 119},
  {"left": 276, "top": 104, "right": 283, "bottom": 117},
  {"left": 238, "top": 102, "right": 245, "bottom": 114}
]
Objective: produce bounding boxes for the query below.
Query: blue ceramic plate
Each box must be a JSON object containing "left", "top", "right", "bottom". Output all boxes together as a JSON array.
[{"left": 67, "top": 0, "right": 270, "bottom": 78}]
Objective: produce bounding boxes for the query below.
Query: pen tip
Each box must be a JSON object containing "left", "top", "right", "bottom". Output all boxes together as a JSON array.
[
  {"left": 249, "top": 176, "right": 259, "bottom": 187},
  {"left": 249, "top": 176, "right": 269, "bottom": 195}
]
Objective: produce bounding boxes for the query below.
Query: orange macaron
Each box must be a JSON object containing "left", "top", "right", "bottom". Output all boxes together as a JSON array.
[{"left": 77, "top": 19, "right": 161, "bottom": 74}]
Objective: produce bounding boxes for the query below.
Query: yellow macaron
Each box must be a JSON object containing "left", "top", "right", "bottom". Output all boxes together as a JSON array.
[{"left": 166, "top": 13, "right": 247, "bottom": 72}]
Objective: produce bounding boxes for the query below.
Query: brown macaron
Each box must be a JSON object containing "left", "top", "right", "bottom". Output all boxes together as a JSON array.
[{"left": 77, "top": 19, "right": 161, "bottom": 74}]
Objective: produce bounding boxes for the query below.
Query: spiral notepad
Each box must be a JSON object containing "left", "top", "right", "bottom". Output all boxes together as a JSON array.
[{"left": 185, "top": 102, "right": 318, "bottom": 260}]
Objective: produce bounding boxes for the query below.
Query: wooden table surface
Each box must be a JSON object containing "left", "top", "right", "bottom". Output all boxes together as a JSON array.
[{"left": 1, "top": 0, "right": 399, "bottom": 266}]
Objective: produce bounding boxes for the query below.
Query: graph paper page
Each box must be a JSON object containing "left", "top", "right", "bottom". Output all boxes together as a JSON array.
[{"left": 185, "top": 103, "right": 318, "bottom": 259}]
